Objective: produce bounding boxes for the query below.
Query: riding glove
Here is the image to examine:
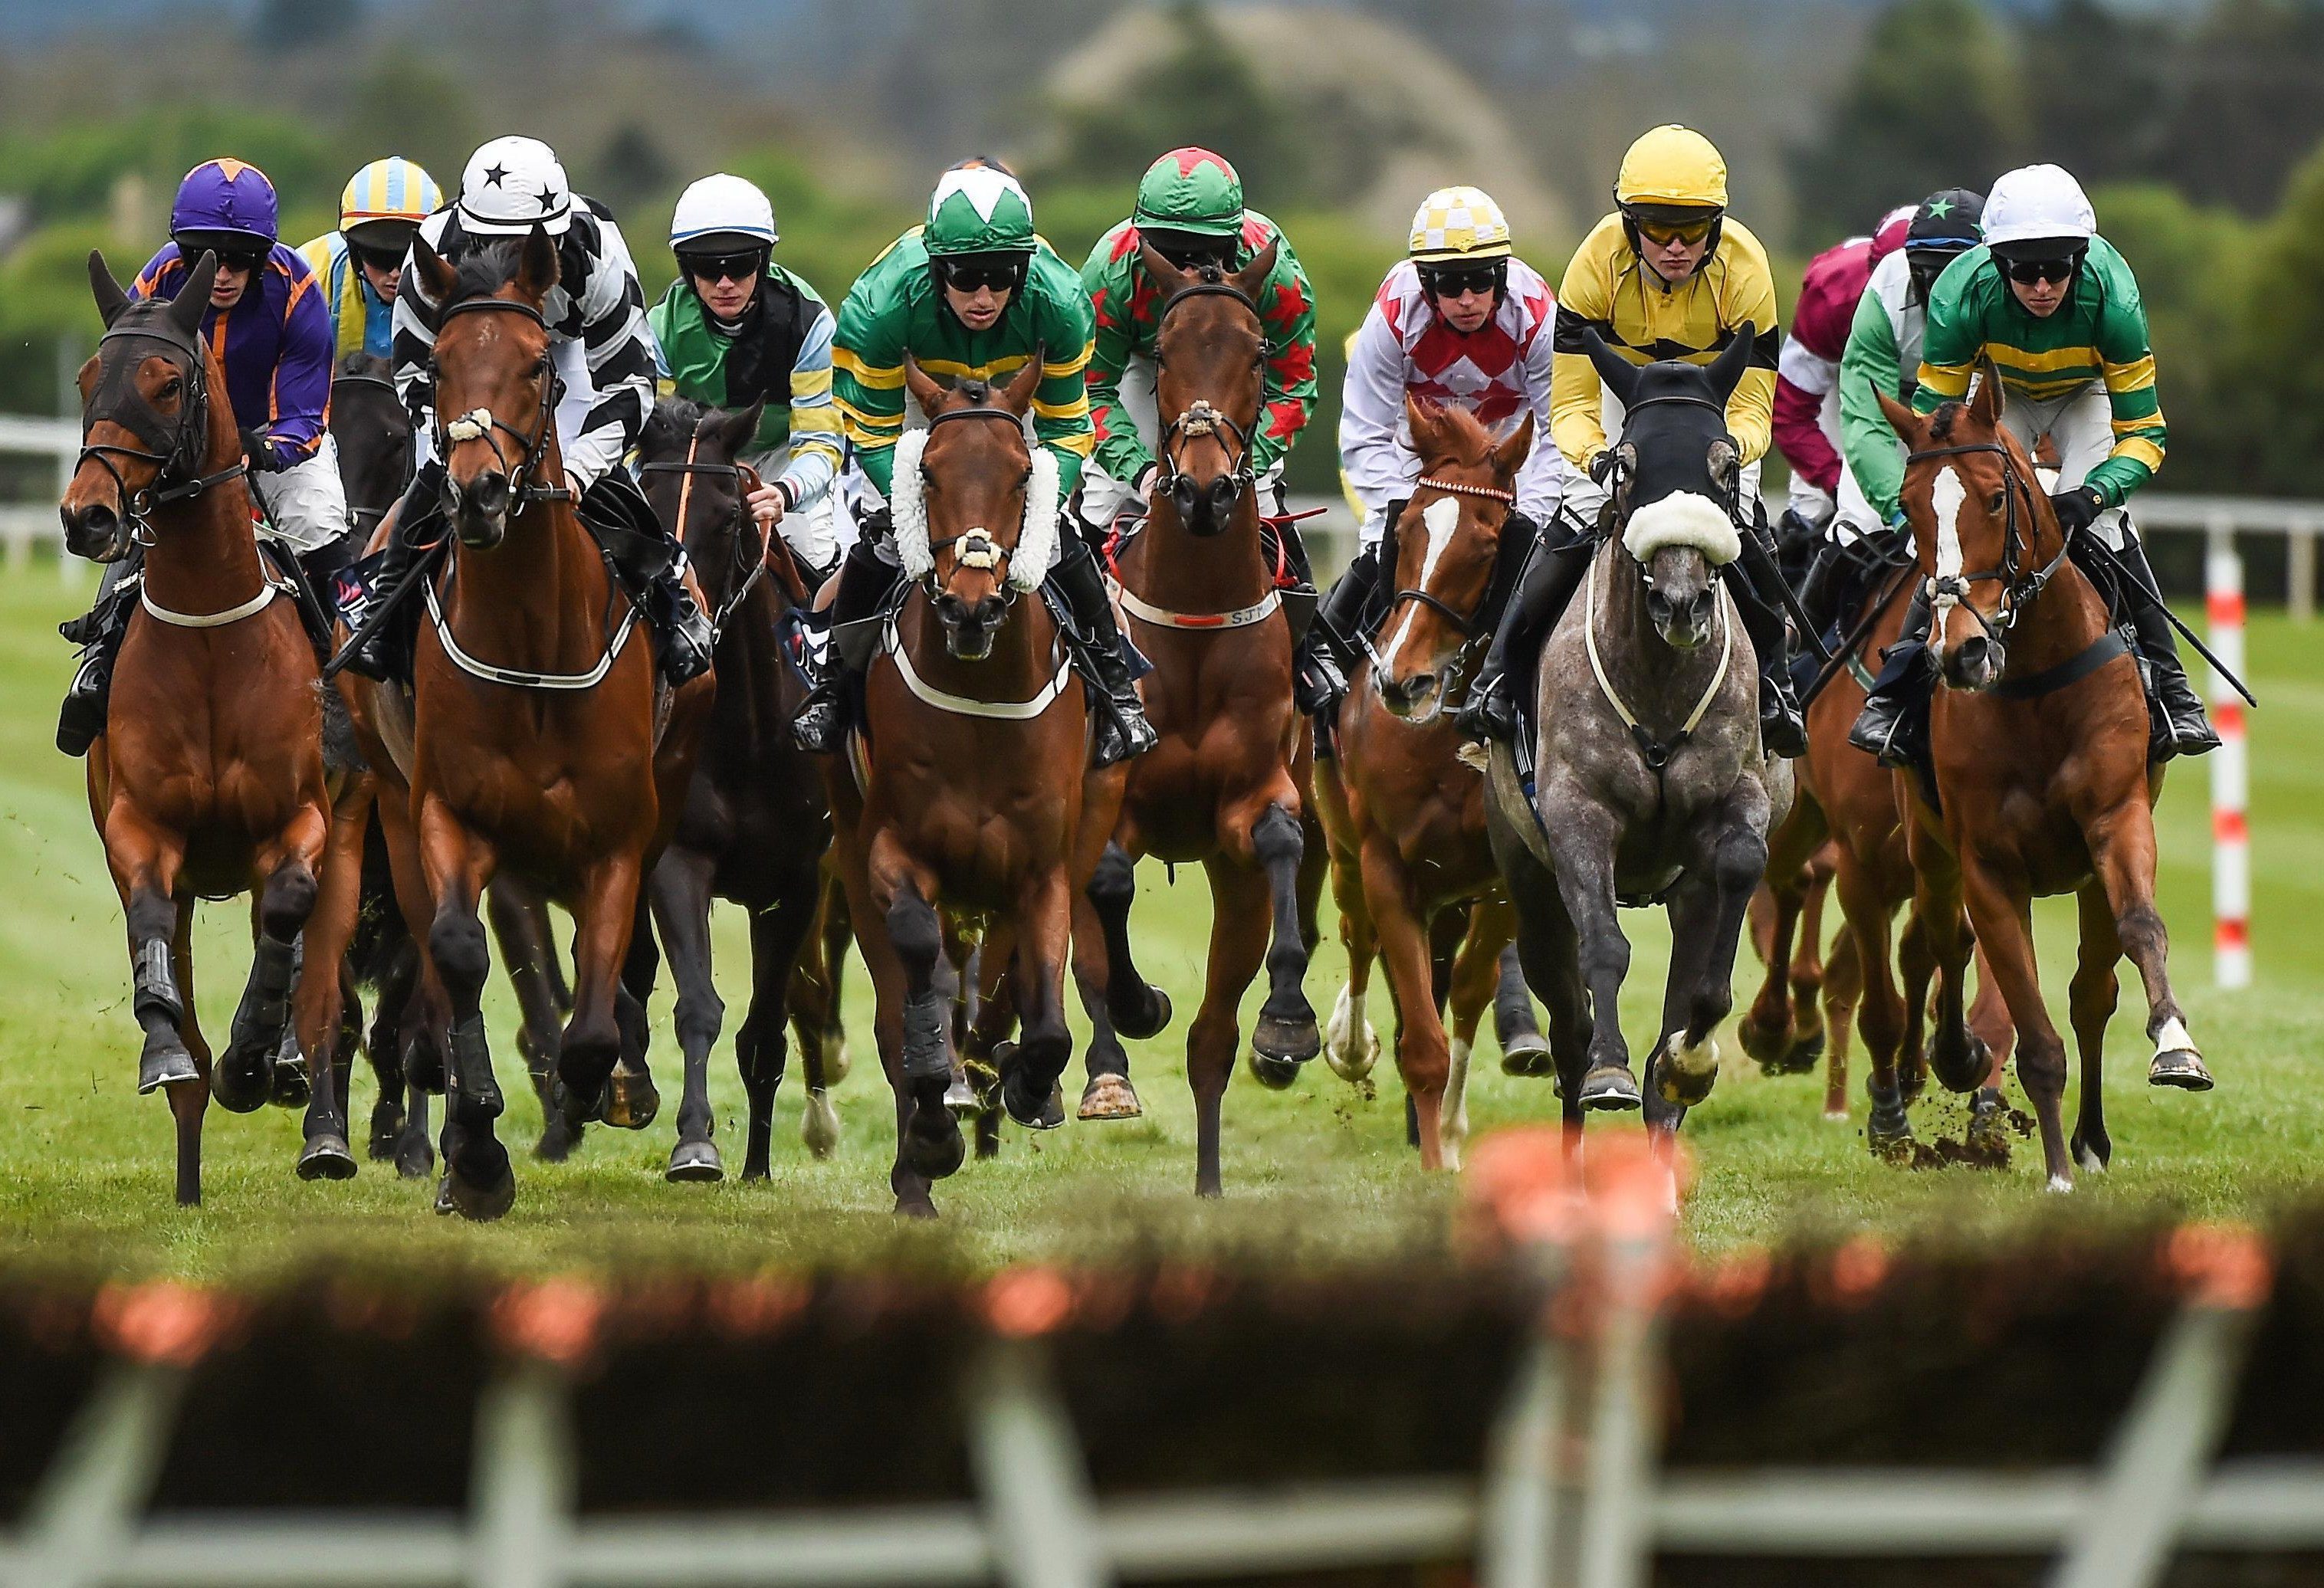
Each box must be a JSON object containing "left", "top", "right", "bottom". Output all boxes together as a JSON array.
[{"left": 2050, "top": 485, "right": 2106, "bottom": 536}]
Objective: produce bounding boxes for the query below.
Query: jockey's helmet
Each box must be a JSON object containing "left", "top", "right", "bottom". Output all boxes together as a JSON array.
[
  {"left": 1133, "top": 148, "right": 1245, "bottom": 241},
  {"left": 1981, "top": 165, "right": 2094, "bottom": 261},
  {"left": 924, "top": 166, "right": 1036, "bottom": 258},
  {"left": 339, "top": 157, "right": 441, "bottom": 254},
  {"left": 458, "top": 136, "right": 573, "bottom": 237},
  {"left": 170, "top": 159, "right": 279, "bottom": 260},
  {"left": 670, "top": 174, "right": 778, "bottom": 261},
  {"left": 1408, "top": 185, "right": 1513, "bottom": 263}
]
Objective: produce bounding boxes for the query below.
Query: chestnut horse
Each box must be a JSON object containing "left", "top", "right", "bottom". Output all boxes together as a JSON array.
[
  {"left": 1313, "top": 399, "right": 1535, "bottom": 1168},
  {"left": 1880, "top": 376, "right": 2207, "bottom": 1189},
  {"left": 62, "top": 251, "right": 330, "bottom": 1206},
  {"left": 301, "top": 228, "right": 711, "bottom": 1219},
  {"left": 1076, "top": 242, "right": 1320, "bottom": 1198},
  {"left": 826, "top": 358, "right": 1118, "bottom": 1216}
]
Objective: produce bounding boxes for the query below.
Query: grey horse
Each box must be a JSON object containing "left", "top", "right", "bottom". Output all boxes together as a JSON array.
[{"left": 1485, "top": 331, "right": 1793, "bottom": 1150}]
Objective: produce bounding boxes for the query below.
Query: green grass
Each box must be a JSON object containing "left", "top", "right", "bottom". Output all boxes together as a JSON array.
[{"left": 0, "top": 559, "right": 2319, "bottom": 1281}]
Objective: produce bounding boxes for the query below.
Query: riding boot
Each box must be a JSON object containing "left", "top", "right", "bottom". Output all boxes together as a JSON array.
[
  {"left": 1049, "top": 531, "right": 1159, "bottom": 767},
  {"left": 1456, "top": 523, "right": 1590, "bottom": 743},
  {"left": 578, "top": 471, "right": 714, "bottom": 687},
  {"left": 1848, "top": 587, "right": 1935, "bottom": 766},
  {"left": 344, "top": 460, "right": 448, "bottom": 682},
  {"left": 1725, "top": 523, "right": 1810, "bottom": 759},
  {"left": 2112, "top": 534, "right": 2221, "bottom": 760},
  {"left": 1270, "top": 514, "right": 1346, "bottom": 717},
  {"left": 56, "top": 550, "right": 144, "bottom": 757},
  {"left": 1795, "top": 535, "right": 1845, "bottom": 643},
  {"left": 1313, "top": 541, "right": 1382, "bottom": 687},
  {"left": 791, "top": 539, "right": 897, "bottom": 753}
]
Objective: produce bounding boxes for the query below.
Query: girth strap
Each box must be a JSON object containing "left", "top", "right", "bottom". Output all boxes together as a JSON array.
[{"left": 1989, "top": 628, "right": 2129, "bottom": 700}]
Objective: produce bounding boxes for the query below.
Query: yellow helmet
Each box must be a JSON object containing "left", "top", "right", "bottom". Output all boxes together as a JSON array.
[
  {"left": 1613, "top": 125, "right": 1728, "bottom": 213},
  {"left": 1408, "top": 185, "right": 1513, "bottom": 262}
]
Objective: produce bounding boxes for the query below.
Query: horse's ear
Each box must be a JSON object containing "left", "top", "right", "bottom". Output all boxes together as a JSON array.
[
  {"left": 87, "top": 251, "right": 130, "bottom": 328},
  {"left": 170, "top": 253, "right": 217, "bottom": 339},
  {"left": 1493, "top": 411, "right": 1535, "bottom": 480},
  {"left": 1875, "top": 385, "right": 1922, "bottom": 446},
  {"left": 411, "top": 231, "right": 458, "bottom": 305},
  {"left": 1000, "top": 344, "right": 1044, "bottom": 418},
  {"left": 1707, "top": 324, "right": 1757, "bottom": 404},
  {"left": 1404, "top": 392, "right": 1447, "bottom": 457},
  {"left": 515, "top": 223, "right": 560, "bottom": 302},
  {"left": 1228, "top": 238, "right": 1279, "bottom": 302},
  {"left": 715, "top": 399, "right": 766, "bottom": 456},
  {"left": 1137, "top": 237, "right": 1192, "bottom": 296},
  {"left": 1581, "top": 327, "right": 1640, "bottom": 408},
  {"left": 1969, "top": 356, "right": 2005, "bottom": 429},
  {"left": 903, "top": 353, "right": 948, "bottom": 419}
]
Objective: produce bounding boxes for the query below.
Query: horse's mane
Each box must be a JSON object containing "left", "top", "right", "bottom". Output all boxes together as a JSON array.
[
  {"left": 445, "top": 240, "right": 537, "bottom": 307},
  {"left": 641, "top": 395, "right": 711, "bottom": 460},
  {"left": 1416, "top": 402, "right": 1498, "bottom": 470}
]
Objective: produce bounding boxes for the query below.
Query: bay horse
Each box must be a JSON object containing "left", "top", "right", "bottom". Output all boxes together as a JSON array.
[
  {"left": 635, "top": 396, "right": 839, "bottom": 1181},
  {"left": 1483, "top": 333, "right": 1790, "bottom": 1153},
  {"left": 1879, "top": 375, "right": 2208, "bottom": 1189},
  {"left": 1076, "top": 241, "right": 1320, "bottom": 1198},
  {"left": 1312, "top": 399, "right": 1535, "bottom": 1169},
  {"left": 826, "top": 356, "right": 1118, "bottom": 1216},
  {"left": 302, "top": 227, "right": 711, "bottom": 1220},
  {"left": 61, "top": 250, "right": 330, "bottom": 1206}
]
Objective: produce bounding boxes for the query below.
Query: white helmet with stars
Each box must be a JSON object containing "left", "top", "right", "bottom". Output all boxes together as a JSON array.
[{"left": 458, "top": 136, "right": 573, "bottom": 237}]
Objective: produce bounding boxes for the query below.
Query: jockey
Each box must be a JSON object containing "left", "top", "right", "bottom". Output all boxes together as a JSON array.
[
  {"left": 647, "top": 172, "right": 845, "bottom": 583},
  {"left": 295, "top": 157, "right": 443, "bottom": 361},
  {"left": 1076, "top": 147, "right": 1334, "bottom": 710},
  {"left": 58, "top": 158, "right": 346, "bottom": 757},
  {"left": 792, "top": 161, "right": 1157, "bottom": 766},
  {"left": 1317, "top": 184, "right": 1569, "bottom": 708},
  {"left": 1459, "top": 124, "right": 1807, "bottom": 757},
  {"left": 1795, "top": 185, "right": 1984, "bottom": 635},
  {"left": 347, "top": 134, "right": 712, "bottom": 687},
  {"left": 1771, "top": 203, "right": 1912, "bottom": 552},
  {"left": 1850, "top": 162, "right": 2218, "bottom": 764}
]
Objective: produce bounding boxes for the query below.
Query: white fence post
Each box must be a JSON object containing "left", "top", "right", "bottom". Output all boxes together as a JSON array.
[{"left": 2207, "top": 522, "right": 2251, "bottom": 990}]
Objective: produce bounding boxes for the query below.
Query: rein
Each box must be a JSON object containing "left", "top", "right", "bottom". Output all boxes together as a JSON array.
[
  {"left": 1904, "top": 438, "right": 2069, "bottom": 642},
  {"left": 638, "top": 435, "right": 771, "bottom": 641},
  {"left": 1583, "top": 550, "right": 1734, "bottom": 771},
  {"left": 80, "top": 322, "right": 249, "bottom": 548},
  {"left": 1151, "top": 275, "right": 1262, "bottom": 509}
]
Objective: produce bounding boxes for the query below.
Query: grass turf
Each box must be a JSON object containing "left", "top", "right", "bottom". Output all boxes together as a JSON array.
[{"left": 0, "top": 559, "right": 2317, "bottom": 1281}]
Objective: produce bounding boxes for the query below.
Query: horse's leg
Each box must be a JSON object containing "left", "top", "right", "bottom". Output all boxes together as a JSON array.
[
  {"left": 1069, "top": 881, "right": 1141, "bottom": 1122},
  {"left": 1738, "top": 878, "right": 1804, "bottom": 1072},
  {"left": 1896, "top": 907, "right": 1935, "bottom": 1104},
  {"left": 1361, "top": 836, "right": 1448, "bottom": 1167},
  {"left": 1492, "top": 940, "right": 1550, "bottom": 1078},
  {"left": 1819, "top": 927, "right": 1862, "bottom": 1122},
  {"left": 2065, "top": 882, "right": 2122, "bottom": 1176},
  {"left": 417, "top": 798, "right": 514, "bottom": 1222},
  {"left": 1538, "top": 792, "right": 1638, "bottom": 1107},
  {"left": 1917, "top": 826, "right": 1993, "bottom": 1100},
  {"left": 2088, "top": 803, "right": 2209, "bottom": 1093},
  {"left": 1650, "top": 801, "right": 1769, "bottom": 1118},
  {"left": 168, "top": 888, "right": 210, "bottom": 1209},
  {"left": 1788, "top": 856, "right": 1835, "bottom": 1068},
  {"left": 297, "top": 784, "right": 371, "bottom": 1180},
  {"left": 605, "top": 891, "right": 664, "bottom": 1131},
  {"left": 1442, "top": 901, "right": 1513, "bottom": 1172},
  {"left": 647, "top": 847, "right": 725, "bottom": 1183},
  {"left": 1323, "top": 827, "right": 1381, "bottom": 1089},
  {"left": 753, "top": 874, "right": 831, "bottom": 1169},
  {"left": 1089, "top": 842, "right": 1170, "bottom": 1040},
  {"left": 1246, "top": 804, "right": 1321, "bottom": 1084},
  {"left": 1955, "top": 857, "right": 2073, "bottom": 1189},
  {"left": 485, "top": 884, "right": 575, "bottom": 1160},
  {"left": 215, "top": 812, "right": 325, "bottom": 1116},
  {"left": 1511, "top": 884, "right": 1590, "bottom": 1142},
  {"left": 869, "top": 855, "right": 966, "bottom": 1196},
  {"left": 1965, "top": 945, "right": 2019, "bottom": 1145},
  {"left": 103, "top": 799, "right": 208, "bottom": 1202},
  {"left": 819, "top": 876, "right": 852, "bottom": 1081},
  {"left": 552, "top": 855, "right": 647, "bottom": 1141},
  {"left": 1000, "top": 873, "right": 1077, "bottom": 1130},
  {"left": 1836, "top": 850, "right": 1911, "bottom": 1157},
  {"left": 1189, "top": 857, "right": 1272, "bottom": 1197}
]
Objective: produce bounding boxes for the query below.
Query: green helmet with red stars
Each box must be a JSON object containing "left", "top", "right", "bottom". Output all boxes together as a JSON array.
[{"left": 1132, "top": 147, "right": 1245, "bottom": 239}]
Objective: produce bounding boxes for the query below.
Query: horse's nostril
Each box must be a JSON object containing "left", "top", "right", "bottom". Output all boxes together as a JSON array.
[
  {"left": 1206, "top": 477, "right": 1239, "bottom": 520},
  {"left": 1171, "top": 475, "right": 1200, "bottom": 522}
]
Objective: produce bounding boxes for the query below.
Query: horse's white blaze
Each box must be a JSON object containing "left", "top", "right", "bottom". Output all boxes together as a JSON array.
[
  {"left": 1930, "top": 464, "right": 1967, "bottom": 618},
  {"left": 1384, "top": 497, "right": 1462, "bottom": 674},
  {"left": 2153, "top": 1015, "right": 2197, "bottom": 1056},
  {"left": 1443, "top": 1035, "right": 1473, "bottom": 1170}
]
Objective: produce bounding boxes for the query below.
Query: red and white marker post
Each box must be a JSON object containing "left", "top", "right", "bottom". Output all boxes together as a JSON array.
[{"left": 2207, "top": 523, "right": 2250, "bottom": 989}]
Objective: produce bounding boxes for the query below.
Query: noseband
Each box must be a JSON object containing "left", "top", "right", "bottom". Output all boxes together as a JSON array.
[
  {"left": 79, "top": 317, "right": 248, "bottom": 543},
  {"left": 429, "top": 297, "right": 570, "bottom": 511},
  {"left": 638, "top": 433, "right": 771, "bottom": 641},
  {"left": 1365, "top": 475, "right": 1517, "bottom": 701},
  {"left": 1152, "top": 277, "right": 1262, "bottom": 507},
  {"left": 1905, "top": 438, "right": 2067, "bottom": 641}
]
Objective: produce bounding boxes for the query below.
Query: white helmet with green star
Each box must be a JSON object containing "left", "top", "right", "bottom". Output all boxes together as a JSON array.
[{"left": 924, "top": 166, "right": 1036, "bottom": 258}]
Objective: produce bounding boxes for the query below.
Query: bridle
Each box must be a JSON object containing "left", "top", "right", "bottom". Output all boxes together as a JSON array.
[
  {"left": 1365, "top": 474, "right": 1516, "bottom": 700},
  {"left": 917, "top": 402, "right": 1032, "bottom": 605},
  {"left": 1151, "top": 275, "right": 1262, "bottom": 508},
  {"left": 332, "top": 370, "right": 412, "bottom": 530},
  {"left": 1905, "top": 437, "right": 2068, "bottom": 641},
  {"left": 638, "top": 431, "right": 772, "bottom": 641},
  {"left": 428, "top": 297, "right": 570, "bottom": 513},
  {"left": 78, "top": 316, "right": 247, "bottom": 546}
]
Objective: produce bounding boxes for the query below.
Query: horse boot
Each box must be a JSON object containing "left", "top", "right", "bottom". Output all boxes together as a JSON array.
[
  {"left": 792, "top": 540, "right": 897, "bottom": 753},
  {"left": 1848, "top": 586, "right": 1935, "bottom": 767},
  {"left": 1456, "top": 523, "right": 1590, "bottom": 743},
  {"left": 1725, "top": 523, "right": 1810, "bottom": 759},
  {"left": 1271, "top": 513, "right": 1346, "bottom": 717},
  {"left": 1049, "top": 531, "right": 1158, "bottom": 767},
  {"left": 2114, "top": 534, "right": 2221, "bottom": 761},
  {"left": 56, "top": 550, "right": 144, "bottom": 757},
  {"left": 344, "top": 460, "right": 448, "bottom": 683}
]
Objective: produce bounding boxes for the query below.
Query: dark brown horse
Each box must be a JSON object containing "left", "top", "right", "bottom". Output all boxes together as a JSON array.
[
  {"left": 305, "top": 228, "right": 711, "bottom": 1219},
  {"left": 61, "top": 251, "right": 331, "bottom": 1205},
  {"left": 1077, "top": 241, "right": 1320, "bottom": 1198},
  {"left": 1313, "top": 399, "right": 1535, "bottom": 1168},
  {"left": 826, "top": 357, "right": 1119, "bottom": 1216},
  {"left": 635, "top": 396, "right": 839, "bottom": 1181},
  {"left": 1879, "top": 376, "right": 2206, "bottom": 1189}
]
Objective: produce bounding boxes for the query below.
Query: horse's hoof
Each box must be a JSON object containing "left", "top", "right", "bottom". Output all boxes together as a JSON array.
[
  {"left": 894, "top": 1194, "right": 940, "bottom": 1220},
  {"left": 1736, "top": 1012, "right": 1790, "bottom": 1069},
  {"left": 600, "top": 1066, "right": 660, "bottom": 1130},
  {"left": 1578, "top": 1063, "right": 1642, "bottom": 1111},
  {"left": 1246, "top": 1049, "right": 1305, "bottom": 1091},
  {"left": 270, "top": 1055, "right": 312, "bottom": 1109},
  {"left": 1498, "top": 1031, "right": 1555, "bottom": 1078},
  {"left": 1653, "top": 1032, "right": 1720, "bottom": 1108},
  {"left": 297, "top": 1133, "right": 359, "bottom": 1182},
  {"left": 1077, "top": 1071, "right": 1143, "bottom": 1121},
  {"left": 2150, "top": 1049, "right": 2213, "bottom": 1091},
  {"left": 1114, "top": 985, "right": 1172, "bottom": 1042},
  {"left": 367, "top": 1105, "right": 406, "bottom": 1161},
  {"left": 1866, "top": 1086, "right": 1914, "bottom": 1162},
  {"left": 210, "top": 1049, "right": 274, "bottom": 1114},
  {"left": 396, "top": 1130, "right": 435, "bottom": 1181},
  {"left": 550, "top": 1078, "right": 601, "bottom": 1131},
  {"left": 665, "top": 1139, "right": 725, "bottom": 1183},
  {"left": 138, "top": 1038, "right": 199, "bottom": 1095},
  {"left": 1323, "top": 986, "right": 1380, "bottom": 1084},
  {"left": 904, "top": 1107, "right": 966, "bottom": 1181},
  {"left": 432, "top": 1172, "right": 455, "bottom": 1216},
  {"left": 1252, "top": 1009, "right": 1322, "bottom": 1065},
  {"left": 533, "top": 1115, "right": 581, "bottom": 1163},
  {"left": 444, "top": 1162, "right": 517, "bottom": 1222},
  {"left": 1927, "top": 1030, "right": 1990, "bottom": 1096},
  {"left": 801, "top": 1088, "right": 841, "bottom": 1157},
  {"left": 1003, "top": 1071, "right": 1065, "bottom": 1131}
]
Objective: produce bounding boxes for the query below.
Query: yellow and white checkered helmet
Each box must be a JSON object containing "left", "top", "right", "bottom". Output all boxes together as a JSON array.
[{"left": 1408, "top": 185, "right": 1513, "bottom": 263}]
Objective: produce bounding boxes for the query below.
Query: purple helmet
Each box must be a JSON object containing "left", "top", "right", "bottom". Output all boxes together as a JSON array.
[{"left": 169, "top": 159, "right": 280, "bottom": 251}]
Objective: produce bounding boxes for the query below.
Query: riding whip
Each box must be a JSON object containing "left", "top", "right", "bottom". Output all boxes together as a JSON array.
[{"left": 2077, "top": 535, "right": 2258, "bottom": 708}]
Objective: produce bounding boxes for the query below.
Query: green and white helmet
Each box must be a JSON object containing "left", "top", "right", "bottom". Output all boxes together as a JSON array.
[
  {"left": 924, "top": 166, "right": 1036, "bottom": 258},
  {"left": 1132, "top": 147, "right": 1245, "bottom": 238}
]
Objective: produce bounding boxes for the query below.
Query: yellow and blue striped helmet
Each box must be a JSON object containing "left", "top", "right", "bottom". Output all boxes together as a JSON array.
[{"left": 340, "top": 157, "right": 443, "bottom": 236}]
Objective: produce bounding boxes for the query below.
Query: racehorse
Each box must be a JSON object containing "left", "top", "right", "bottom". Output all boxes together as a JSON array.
[
  {"left": 1484, "top": 332, "right": 1790, "bottom": 1148},
  {"left": 1076, "top": 241, "right": 1321, "bottom": 1198},
  {"left": 635, "top": 396, "right": 839, "bottom": 1181},
  {"left": 1878, "top": 376, "right": 2207, "bottom": 1189},
  {"left": 825, "top": 356, "right": 1118, "bottom": 1216},
  {"left": 1312, "top": 399, "right": 1536, "bottom": 1168},
  {"left": 62, "top": 251, "right": 331, "bottom": 1206},
  {"left": 304, "top": 228, "right": 711, "bottom": 1219}
]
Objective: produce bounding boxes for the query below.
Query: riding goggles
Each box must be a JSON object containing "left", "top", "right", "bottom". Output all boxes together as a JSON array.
[
  {"left": 1420, "top": 261, "right": 1505, "bottom": 300},
  {"left": 1630, "top": 214, "right": 1717, "bottom": 248},
  {"left": 2003, "top": 252, "right": 2083, "bottom": 286},
  {"left": 350, "top": 240, "right": 408, "bottom": 274},
  {"left": 683, "top": 250, "right": 766, "bottom": 285},
  {"left": 937, "top": 256, "right": 1024, "bottom": 294},
  {"left": 174, "top": 234, "right": 267, "bottom": 273},
  {"left": 1144, "top": 233, "right": 1234, "bottom": 272}
]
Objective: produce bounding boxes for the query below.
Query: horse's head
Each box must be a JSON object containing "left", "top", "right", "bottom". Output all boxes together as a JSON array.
[
  {"left": 899, "top": 353, "right": 1049, "bottom": 662},
  {"left": 61, "top": 250, "right": 228, "bottom": 563},
  {"left": 330, "top": 351, "right": 415, "bottom": 537},
  {"left": 1878, "top": 368, "right": 2053, "bottom": 693},
  {"left": 1585, "top": 327, "right": 1752, "bottom": 651},
  {"left": 639, "top": 395, "right": 773, "bottom": 617},
  {"left": 409, "top": 226, "right": 562, "bottom": 550},
  {"left": 1374, "top": 397, "right": 1532, "bottom": 723},
  {"left": 1142, "top": 238, "right": 1277, "bottom": 537}
]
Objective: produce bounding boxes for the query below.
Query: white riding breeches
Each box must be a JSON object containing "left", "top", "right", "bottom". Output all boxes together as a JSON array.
[
  {"left": 254, "top": 435, "right": 350, "bottom": 553},
  {"left": 1076, "top": 351, "right": 1285, "bottom": 533},
  {"left": 746, "top": 445, "right": 842, "bottom": 573},
  {"left": 2000, "top": 382, "right": 2131, "bottom": 551}
]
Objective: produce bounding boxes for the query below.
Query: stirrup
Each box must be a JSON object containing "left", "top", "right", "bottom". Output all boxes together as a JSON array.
[{"left": 1457, "top": 677, "right": 1518, "bottom": 743}]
